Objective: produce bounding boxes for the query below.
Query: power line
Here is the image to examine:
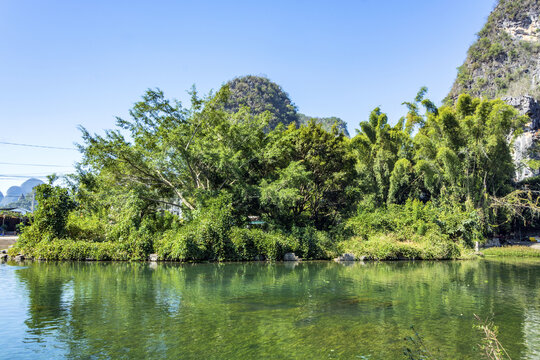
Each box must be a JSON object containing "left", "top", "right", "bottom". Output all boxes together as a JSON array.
[
  {"left": 0, "top": 161, "right": 74, "bottom": 168},
  {"left": 0, "top": 175, "right": 47, "bottom": 179},
  {"left": 0, "top": 141, "right": 77, "bottom": 150},
  {"left": 0, "top": 174, "right": 67, "bottom": 179}
]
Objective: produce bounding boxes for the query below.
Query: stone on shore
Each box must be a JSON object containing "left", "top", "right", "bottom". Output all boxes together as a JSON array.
[
  {"left": 283, "top": 252, "right": 300, "bottom": 261},
  {"left": 149, "top": 253, "right": 159, "bottom": 262},
  {"left": 334, "top": 253, "right": 355, "bottom": 262}
]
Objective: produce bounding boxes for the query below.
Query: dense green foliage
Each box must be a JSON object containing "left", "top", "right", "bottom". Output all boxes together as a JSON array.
[
  {"left": 260, "top": 120, "right": 354, "bottom": 230},
  {"left": 297, "top": 113, "right": 350, "bottom": 137},
  {"left": 341, "top": 200, "right": 473, "bottom": 260},
  {"left": 10, "top": 81, "right": 537, "bottom": 262},
  {"left": 18, "top": 184, "right": 76, "bottom": 245}
]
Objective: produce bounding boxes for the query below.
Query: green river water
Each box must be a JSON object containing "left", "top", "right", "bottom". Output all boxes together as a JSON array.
[{"left": 1, "top": 259, "right": 540, "bottom": 359}]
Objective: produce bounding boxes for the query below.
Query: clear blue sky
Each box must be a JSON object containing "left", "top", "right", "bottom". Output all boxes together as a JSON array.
[{"left": 0, "top": 0, "right": 495, "bottom": 194}]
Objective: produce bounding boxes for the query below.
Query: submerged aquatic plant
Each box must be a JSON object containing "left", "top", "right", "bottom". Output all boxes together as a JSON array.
[
  {"left": 474, "top": 314, "right": 511, "bottom": 360},
  {"left": 402, "top": 316, "right": 511, "bottom": 360},
  {"left": 403, "top": 326, "right": 437, "bottom": 360}
]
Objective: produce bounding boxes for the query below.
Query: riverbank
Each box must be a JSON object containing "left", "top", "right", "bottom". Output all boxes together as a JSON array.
[
  {"left": 7, "top": 243, "right": 540, "bottom": 263},
  {"left": 0, "top": 236, "right": 17, "bottom": 250},
  {"left": 8, "top": 243, "right": 540, "bottom": 263},
  {"left": 6, "top": 233, "right": 472, "bottom": 262},
  {"left": 2, "top": 244, "right": 477, "bottom": 263}
]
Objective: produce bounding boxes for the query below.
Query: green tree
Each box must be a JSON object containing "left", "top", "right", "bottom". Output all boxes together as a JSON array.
[
  {"left": 260, "top": 121, "right": 354, "bottom": 229},
  {"left": 21, "top": 184, "right": 76, "bottom": 243},
  {"left": 351, "top": 107, "right": 411, "bottom": 205},
  {"left": 297, "top": 113, "right": 350, "bottom": 137},
  {"left": 414, "top": 94, "right": 526, "bottom": 206},
  {"left": 80, "top": 88, "right": 270, "bottom": 216}
]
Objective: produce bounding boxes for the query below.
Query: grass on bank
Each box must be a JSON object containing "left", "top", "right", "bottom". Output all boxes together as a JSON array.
[
  {"left": 482, "top": 245, "right": 540, "bottom": 257},
  {"left": 9, "top": 188, "right": 484, "bottom": 262},
  {"left": 338, "top": 234, "right": 464, "bottom": 260}
]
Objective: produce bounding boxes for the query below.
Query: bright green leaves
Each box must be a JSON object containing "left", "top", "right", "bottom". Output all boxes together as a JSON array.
[
  {"left": 260, "top": 120, "right": 354, "bottom": 229},
  {"left": 19, "top": 184, "right": 76, "bottom": 245},
  {"left": 78, "top": 88, "right": 357, "bottom": 235},
  {"left": 414, "top": 93, "right": 525, "bottom": 207},
  {"left": 456, "top": 93, "right": 476, "bottom": 117},
  {"left": 436, "top": 147, "right": 460, "bottom": 187},
  {"left": 351, "top": 89, "right": 526, "bottom": 244},
  {"left": 388, "top": 158, "right": 413, "bottom": 204},
  {"left": 80, "top": 89, "right": 270, "bottom": 214},
  {"left": 260, "top": 161, "right": 311, "bottom": 224},
  {"left": 415, "top": 159, "right": 438, "bottom": 194},
  {"left": 352, "top": 106, "right": 411, "bottom": 206},
  {"left": 66, "top": 86, "right": 532, "bottom": 259}
]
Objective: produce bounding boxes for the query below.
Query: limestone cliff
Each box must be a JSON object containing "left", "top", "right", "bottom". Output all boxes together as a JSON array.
[{"left": 449, "top": 0, "right": 540, "bottom": 181}]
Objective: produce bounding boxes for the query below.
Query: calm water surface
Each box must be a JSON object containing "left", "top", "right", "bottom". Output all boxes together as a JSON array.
[{"left": 1, "top": 260, "right": 540, "bottom": 359}]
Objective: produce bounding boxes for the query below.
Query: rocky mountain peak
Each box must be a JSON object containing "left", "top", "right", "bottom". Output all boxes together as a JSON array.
[
  {"left": 449, "top": 0, "right": 540, "bottom": 101},
  {"left": 449, "top": 0, "right": 540, "bottom": 181}
]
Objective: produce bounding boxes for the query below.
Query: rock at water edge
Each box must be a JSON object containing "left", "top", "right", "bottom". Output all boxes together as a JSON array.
[
  {"left": 283, "top": 252, "right": 300, "bottom": 261},
  {"left": 334, "top": 253, "right": 355, "bottom": 261}
]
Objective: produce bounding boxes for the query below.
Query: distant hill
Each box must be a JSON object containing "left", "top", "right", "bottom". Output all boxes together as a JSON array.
[
  {"left": 21, "top": 178, "right": 44, "bottom": 194},
  {"left": 0, "top": 178, "right": 44, "bottom": 208},
  {"left": 218, "top": 75, "right": 299, "bottom": 130},
  {"left": 218, "top": 75, "right": 349, "bottom": 135},
  {"left": 1, "top": 186, "right": 24, "bottom": 207}
]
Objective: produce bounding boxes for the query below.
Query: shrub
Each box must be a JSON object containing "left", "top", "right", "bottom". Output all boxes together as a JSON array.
[
  {"left": 488, "top": 42, "right": 505, "bottom": 59},
  {"left": 18, "top": 184, "right": 76, "bottom": 246},
  {"left": 346, "top": 199, "right": 483, "bottom": 246},
  {"left": 339, "top": 233, "right": 463, "bottom": 260},
  {"left": 122, "top": 224, "right": 154, "bottom": 261},
  {"left": 290, "top": 226, "right": 336, "bottom": 259},
  {"left": 155, "top": 194, "right": 238, "bottom": 261},
  {"left": 341, "top": 200, "right": 473, "bottom": 260},
  {"left": 230, "top": 227, "right": 297, "bottom": 260},
  {"left": 66, "top": 213, "right": 107, "bottom": 242},
  {"left": 457, "top": 65, "right": 472, "bottom": 87},
  {"left": 10, "top": 239, "right": 130, "bottom": 261},
  {"left": 156, "top": 225, "right": 217, "bottom": 261}
]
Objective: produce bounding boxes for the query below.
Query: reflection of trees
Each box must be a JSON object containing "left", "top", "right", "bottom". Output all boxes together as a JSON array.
[
  {"left": 15, "top": 260, "right": 540, "bottom": 359},
  {"left": 18, "top": 263, "right": 70, "bottom": 340}
]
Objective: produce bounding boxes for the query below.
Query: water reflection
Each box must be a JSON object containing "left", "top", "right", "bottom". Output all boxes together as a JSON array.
[{"left": 1, "top": 260, "right": 539, "bottom": 359}]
